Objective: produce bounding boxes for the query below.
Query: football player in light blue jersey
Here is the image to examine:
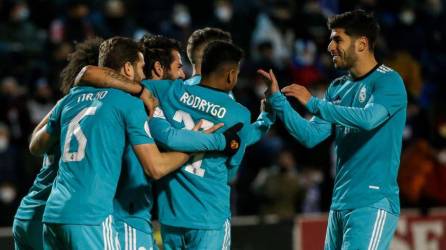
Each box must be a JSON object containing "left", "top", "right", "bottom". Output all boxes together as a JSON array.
[
  {"left": 76, "top": 41, "right": 252, "bottom": 249},
  {"left": 260, "top": 10, "right": 407, "bottom": 250},
  {"left": 111, "top": 35, "right": 241, "bottom": 250},
  {"left": 143, "top": 41, "right": 251, "bottom": 250},
  {"left": 12, "top": 37, "right": 103, "bottom": 250},
  {"left": 184, "top": 27, "right": 274, "bottom": 146},
  {"left": 39, "top": 37, "right": 190, "bottom": 250}
]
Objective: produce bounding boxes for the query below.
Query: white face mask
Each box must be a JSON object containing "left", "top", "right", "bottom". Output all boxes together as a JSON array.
[
  {"left": 0, "top": 137, "right": 9, "bottom": 152},
  {"left": 400, "top": 10, "right": 415, "bottom": 25},
  {"left": 255, "top": 84, "right": 267, "bottom": 98},
  {"left": 438, "top": 149, "right": 446, "bottom": 165},
  {"left": 0, "top": 185, "right": 17, "bottom": 204},
  {"left": 173, "top": 11, "right": 191, "bottom": 27},
  {"left": 215, "top": 6, "right": 233, "bottom": 22}
]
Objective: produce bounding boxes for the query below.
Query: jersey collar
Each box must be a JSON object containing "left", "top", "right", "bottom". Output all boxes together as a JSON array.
[{"left": 349, "top": 63, "right": 380, "bottom": 81}]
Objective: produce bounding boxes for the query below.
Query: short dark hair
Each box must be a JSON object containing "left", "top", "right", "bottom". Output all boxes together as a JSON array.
[
  {"left": 187, "top": 27, "right": 232, "bottom": 65},
  {"left": 60, "top": 37, "right": 103, "bottom": 94},
  {"left": 139, "top": 34, "right": 182, "bottom": 78},
  {"left": 327, "top": 9, "right": 380, "bottom": 51},
  {"left": 98, "top": 36, "right": 142, "bottom": 70},
  {"left": 201, "top": 41, "right": 244, "bottom": 77}
]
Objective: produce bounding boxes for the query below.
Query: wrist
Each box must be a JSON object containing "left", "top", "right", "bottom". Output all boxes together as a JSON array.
[{"left": 133, "top": 84, "right": 144, "bottom": 97}]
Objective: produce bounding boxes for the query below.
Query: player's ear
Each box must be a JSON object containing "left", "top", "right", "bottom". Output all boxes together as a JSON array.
[
  {"left": 123, "top": 62, "right": 134, "bottom": 78},
  {"left": 357, "top": 36, "right": 368, "bottom": 53},
  {"left": 228, "top": 68, "right": 237, "bottom": 85},
  {"left": 153, "top": 61, "right": 164, "bottom": 79}
]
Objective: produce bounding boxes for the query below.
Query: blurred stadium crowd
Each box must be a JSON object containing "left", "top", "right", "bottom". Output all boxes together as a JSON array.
[{"left": 0, "top": 0, "right": 445, "bottom": 226}]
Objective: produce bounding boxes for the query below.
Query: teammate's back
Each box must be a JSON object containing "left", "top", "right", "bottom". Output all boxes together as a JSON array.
[
  {"left": 43, "top": 86, "right": 147, "bottom": 224},
  {"left": 145, "top": 78, "right": 250, "bottom": 228}
]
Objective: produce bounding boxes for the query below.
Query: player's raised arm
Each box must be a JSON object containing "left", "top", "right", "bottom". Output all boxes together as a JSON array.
[
  {"left": 244, "top": 99, "right": 276, "bottom": 146},
  {"left": 259, "top": 69, "right": 331, "bottom": 148},
  {"left": 75, "top": 65, "right": 143, "bottom": 95},
  {"left": 280, "top": 75, "right": 405, "bottom": 131}
]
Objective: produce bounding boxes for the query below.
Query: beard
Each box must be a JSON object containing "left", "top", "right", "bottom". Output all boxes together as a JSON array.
[
  {"left": 333, "top": 43, "right": 357, "bottom": 70},
  {"left": 162, "top": 70, "right": 176, "bottom": 81}
]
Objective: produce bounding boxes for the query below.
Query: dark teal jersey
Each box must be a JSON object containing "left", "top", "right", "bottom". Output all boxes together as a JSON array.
[
  {"left": 269, "top": 64, "right": 407, "bottom": 214},
  {"left": 43, "top": 86, "right": 154, "bottom": 225},
  {"left": 142, "top": 79, "right": 252, "bottom": 229}
]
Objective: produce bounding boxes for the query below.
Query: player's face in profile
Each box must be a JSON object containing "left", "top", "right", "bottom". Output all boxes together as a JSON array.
[
  {"left": 327, "top": 28, "right": 357, "bottom": 70},
  {"left": 165, "top": 50, "right": 185, "bottom": 80},
  {"left": 133, "top": 52, "right": 146, "bottom": 82}
]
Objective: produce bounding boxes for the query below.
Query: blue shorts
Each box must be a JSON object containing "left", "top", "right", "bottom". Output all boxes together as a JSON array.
[
  {"left": 115, "top": 220, "right": 158, "bottom": 250},
  {"left": 325, "top": 207, "right": 399, "bottom": 250},
  {"left": 161, "top": 219, "right": 231, "bottom": 250},
  {"left": 43, "top": 215, "right": 119, "bottom": 250},
  {"left": 13, "top": 218, "right": 44, "bottom": 250}
]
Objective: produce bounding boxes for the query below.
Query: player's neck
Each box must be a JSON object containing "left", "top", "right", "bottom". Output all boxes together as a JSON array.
[
  {"left": 349, "top": 55, "right": 378, "bottom": 79},
  {"left": 201, "top": 75, "right": 225, "bottom": 91}
]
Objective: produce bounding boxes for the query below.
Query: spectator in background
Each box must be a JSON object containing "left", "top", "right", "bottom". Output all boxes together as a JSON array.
[
  {"left": 27, "top": 78, "right": 55, "bottom": 127},
  {"left": 251, "top": 1, "right": 295, "bottom": 69},
  {"left": 160, "top": 3, "right": 193, "bottom": 46},
  {"left": 49, "top": 0, "right": 94, "bottom": 44},
  {"left": 93, "top": 0, "right": 137, "bottom": 38},
  {"left": 0, "top": 1, "right": 44, "bottom": 56},
  {"left": 0, "top": 123, "right": 19, "bottom": 225},
  {"left": 0, "top": 77, "right": 31, "bottom": 147},
  {"left": 253, "top": 149, "right": 303, "bottom": 219}
]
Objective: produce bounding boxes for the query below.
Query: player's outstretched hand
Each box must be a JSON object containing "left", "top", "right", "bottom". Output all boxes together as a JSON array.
[
  {"left": 140, "top": 88, "right": 159, "bottom": 117},
  {"left": 281, "top": 84, "right": 312, "bottom": 105},
  {"left": 223, "top": 123, "right": 243, "bottom": 156},
  {"left": 257, "top": 69, "right": 279, "bottom": 96},
  {"left": 192, "top": 120, "right": 224, "bottom": 134}
]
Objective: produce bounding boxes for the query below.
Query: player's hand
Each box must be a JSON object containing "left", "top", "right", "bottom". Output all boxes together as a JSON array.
[
  {"left": 260, "top": 98, "right": 272, "bottom": 113},
  {"left": 140, "top": 88, "right": 159, "bottom": 117},
  {"left": 257, "top": 69, "right": 279, "bottom": 96},
  {"left": 223, "top": 123, "right": 243, "bottom": 156},
  {"left": 192, "top": 120, "right": 224, "bottom": 134},
  {"left": 281, "top": 84, "right": 312, "bottom": 105}
]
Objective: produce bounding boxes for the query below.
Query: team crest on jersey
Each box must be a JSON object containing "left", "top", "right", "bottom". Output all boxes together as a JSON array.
[{"left": 359, "top": 86, "right": 367, "bottom": 103}]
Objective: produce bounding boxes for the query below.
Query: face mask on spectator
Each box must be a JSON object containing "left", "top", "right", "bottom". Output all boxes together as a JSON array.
[
  {"left": 173, "top": 10, "right": 191, "bottom": 27},
  {"left": 215, "top": 5, "right": 233, "bottom": 23},
  {"left": 0, "top": 136, "right": 9, "bottom": 152},
  {"left": 400, "top": 9, "right": 415, "bottom": 25},
  {"left": 0, "top": 184, "right": 16, "bottom": 204}
]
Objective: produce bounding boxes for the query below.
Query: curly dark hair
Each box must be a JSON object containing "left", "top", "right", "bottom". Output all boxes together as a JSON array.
[{"left": 59, "top": 37, "right": 103, "bottom": 94}]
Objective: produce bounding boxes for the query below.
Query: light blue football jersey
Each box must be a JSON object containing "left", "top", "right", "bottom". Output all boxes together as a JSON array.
[
  {"left": 184, "top": 74, "right": 235, "bottom": 100},
  {"left": 15, "top": 102, "right": 64, "bottom": 221},
  {"left": 113, "top": 146, "right": 153, "bottom": 234},
  {"left": 142, "top": 79, "right": 252, "bottom": 229},
  {"left": 43, "top": 86, "right": 154, "bottom": 225},
  {"left": 268, "top": 64, "right": 407, "bottom": 214}
]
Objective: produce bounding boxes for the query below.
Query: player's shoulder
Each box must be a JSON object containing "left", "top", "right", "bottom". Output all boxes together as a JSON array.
[
  {"left": 100, "top": 88, "right": 143, "bottom": 109},
  {"left": 374, "top": 65, "right": 404, "bottom": 86},
  {"left": 232, "top": 102, "right": 251, "bottom": 121}
]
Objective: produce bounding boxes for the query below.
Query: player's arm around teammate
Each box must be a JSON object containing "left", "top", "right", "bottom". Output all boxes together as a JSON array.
[{"left": 75, "top": 65, "right": 243, "bottom": 154}]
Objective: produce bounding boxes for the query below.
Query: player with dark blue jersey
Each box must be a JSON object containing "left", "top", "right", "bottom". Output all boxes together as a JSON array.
[{"left": 260, "top": 10, "right": 407, "bottom": 250}]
